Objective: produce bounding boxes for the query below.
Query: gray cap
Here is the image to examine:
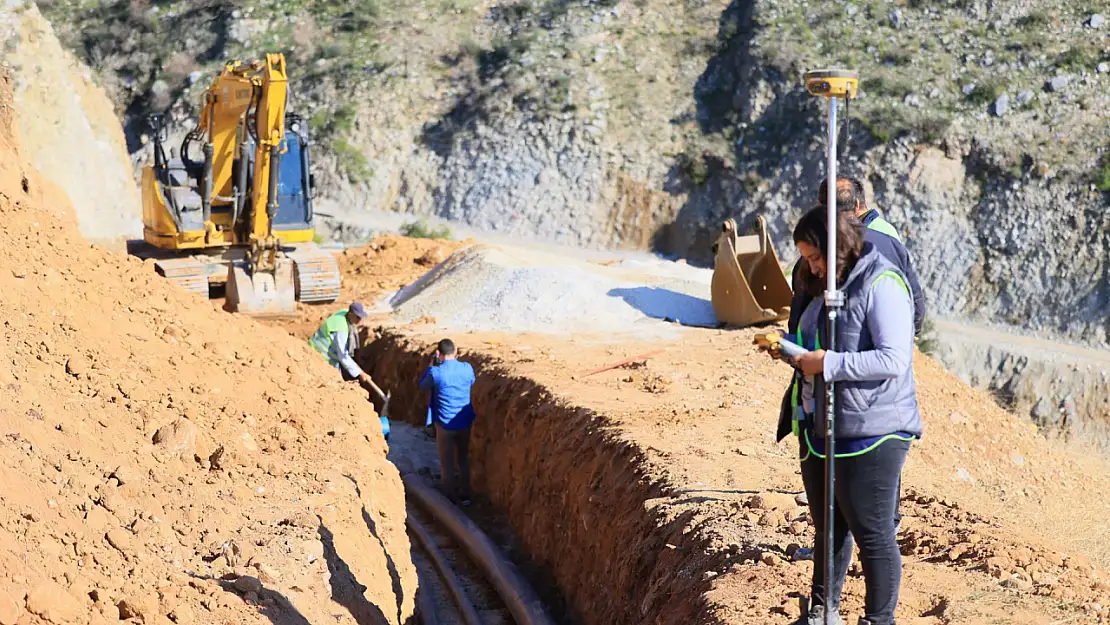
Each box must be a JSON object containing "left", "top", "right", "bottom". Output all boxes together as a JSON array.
[{"left": 349, "top": 302, "right": 368, "bottom": 318}]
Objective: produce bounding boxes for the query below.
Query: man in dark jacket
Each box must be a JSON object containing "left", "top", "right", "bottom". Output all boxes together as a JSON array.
[{"left": 793, "top": 177, "right": 926, "bottom": 336}]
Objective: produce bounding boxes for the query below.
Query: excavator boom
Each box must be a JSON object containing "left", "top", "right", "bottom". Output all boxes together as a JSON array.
[{"left": 225, "top": 53, "right": 297, "bottom": 316}]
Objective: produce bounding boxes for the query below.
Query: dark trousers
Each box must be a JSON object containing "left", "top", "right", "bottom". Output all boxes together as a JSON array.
[
  {"left": 436, "top": 424, "right": 472, "bottom": 501},
  {"left": 800, "top": 438, "right": 909, "bottom": 625}
]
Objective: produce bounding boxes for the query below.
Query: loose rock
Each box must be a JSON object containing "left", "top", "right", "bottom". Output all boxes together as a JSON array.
[
  {"left": 232, "top": 575, "right": 263, "bottom": 595},
  {"left": 153, "top": 419, "right": 198, "bottom": 456},
  {"left": 1046, "top": 76, "right": 1070, "bottom": 93},
  {"left": 26, "top": 581, "right": 82, "bottom": 623},
  {"left": 105, "top": 528, "right": 134, "bottom": 556},
  {"left": 992, "top": 94, "right": 1009, "bottom": 117}
]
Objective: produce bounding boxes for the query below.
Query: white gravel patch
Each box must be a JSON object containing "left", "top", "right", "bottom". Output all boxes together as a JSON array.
[{"left": 387, "top": 244, "right": 717, "bottom": 336}]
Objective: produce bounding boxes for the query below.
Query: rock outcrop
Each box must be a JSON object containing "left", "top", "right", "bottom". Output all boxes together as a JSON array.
[{"left": 0, "top": 0, "right": 141, "bottom": 243}]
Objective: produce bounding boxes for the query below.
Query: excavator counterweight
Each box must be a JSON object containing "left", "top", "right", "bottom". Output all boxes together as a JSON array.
[{"left": 710, "top": 216, "right": 792, "bottom": 327}]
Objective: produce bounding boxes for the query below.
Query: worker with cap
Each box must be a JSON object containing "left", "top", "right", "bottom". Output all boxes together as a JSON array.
[{"left": 309, "top": 303, "right": 390, "bottom": 440}]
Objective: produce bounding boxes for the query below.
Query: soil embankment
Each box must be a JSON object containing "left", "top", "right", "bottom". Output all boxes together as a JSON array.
[{"left": 0, "top": 69, "right": 416, "bottom": 624}]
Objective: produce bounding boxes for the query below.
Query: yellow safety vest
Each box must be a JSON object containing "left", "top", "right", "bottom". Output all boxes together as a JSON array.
[{"left": 309, "top": 309, "right": 351, "bottom": 368}]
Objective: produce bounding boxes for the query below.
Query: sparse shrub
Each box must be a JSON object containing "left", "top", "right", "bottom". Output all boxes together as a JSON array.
[
  {"left": 916, "top": 316, "right": 940, "bottom": 357},
  {"left": 400, "top": 219, "right": 452, "bottom": 240},
  {"left": 1056, "top": 44, "right": 1102, "bottom": 72},
  {"left": 880, "top": 47, "right": 914, "bottom": 66},
  {"left": 858, "top": 106, "right": 910, "bottom": 143},
  {"left": 915, "top": 114, "right": 952, "bottom": 144},
  {"left": 678, "top": 152, "right": 710, "bottom": 186},
  {"left": 330, "top": 139, "right": 372, "bottom": 183},
  {"left": 1015, "top": 11, "right": 1051, "bottom": 28},
  {"left": 964, "top": 78, "right": 1003, "bottom": 105},
  {"left": 862, "top": 75, "right": 914, "bottom": 98},
  {"left": 461, "top": 38, "right": 483, "bottom": 61},
  {"left": 1095, "top": 154, "right": 1110, "bottom": 192},
  {"left": 333, "top": 0, "right": 381, "bottom": 32},
  {"left": 332, "top": 104, "right": 358, "bottom": 134}
]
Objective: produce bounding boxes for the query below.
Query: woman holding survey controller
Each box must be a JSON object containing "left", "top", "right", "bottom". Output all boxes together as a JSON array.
[{"left": 758, "top": 206, "right": 922, "bottom": 625}]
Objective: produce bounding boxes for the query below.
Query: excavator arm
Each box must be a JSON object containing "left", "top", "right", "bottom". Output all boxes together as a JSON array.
[{"left": 225, "top": 53, "right": 298, "bottom": 316}]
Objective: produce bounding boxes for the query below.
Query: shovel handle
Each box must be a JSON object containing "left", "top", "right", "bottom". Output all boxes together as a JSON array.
[{"left": 366, "top": 379, "right": 389, "bottom": 402}]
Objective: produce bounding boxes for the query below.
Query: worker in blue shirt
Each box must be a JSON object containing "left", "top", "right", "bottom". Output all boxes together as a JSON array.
[{"left": 419, "top": 338, "right": 477, "bottom": 506}]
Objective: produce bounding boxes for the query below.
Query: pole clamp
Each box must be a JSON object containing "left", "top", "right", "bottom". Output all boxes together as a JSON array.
[{"left": 824, "top": 289, "right": 845, "bottom": 308}]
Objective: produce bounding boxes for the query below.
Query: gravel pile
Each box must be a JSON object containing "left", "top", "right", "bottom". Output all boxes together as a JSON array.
[{"left": 389, "top": 244, "right": 716, "bottom": 335}]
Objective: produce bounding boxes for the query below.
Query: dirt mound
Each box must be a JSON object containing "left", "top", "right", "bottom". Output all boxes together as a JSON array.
[
  {"left": 0, "top": 0, "right": 141, "bottom": 244},
  {"left": 264, "top": 235, "right": 469, "bottom": 341},
  {"left": 0, "top": 70, "right": 416, "bottom": 624}
]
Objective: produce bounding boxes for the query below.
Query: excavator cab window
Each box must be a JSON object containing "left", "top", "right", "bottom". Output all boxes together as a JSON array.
[{"left": 272, "top": 118, "right": 313, "bottom": 231}]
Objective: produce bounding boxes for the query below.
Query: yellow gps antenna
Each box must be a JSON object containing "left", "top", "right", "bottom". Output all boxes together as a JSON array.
[{"left": 804, "top": 67, "right": 858, "bottom": 625}]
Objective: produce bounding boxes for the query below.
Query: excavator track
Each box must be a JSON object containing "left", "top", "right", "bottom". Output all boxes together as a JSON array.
[
  {"left": 153, "top": 257, "right": 209, "bottom": 296},
  {"left": 290, "top": 249, "right": 341, "bottom": 304}
]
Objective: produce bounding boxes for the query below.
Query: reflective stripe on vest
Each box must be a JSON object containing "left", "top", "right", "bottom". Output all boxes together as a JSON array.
[
  {"left": 867, "top": 215, "right": 901, "bottom": 242},
  {"left": 309, "top": 309, "right": 350, "bottom": 367}
]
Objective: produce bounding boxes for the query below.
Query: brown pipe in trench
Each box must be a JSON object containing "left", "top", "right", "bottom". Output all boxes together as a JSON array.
[
  {"left": 407, "top": 515, "right": 483, "bottom": 625},
  {"left": 403, "top": 474, "right": 556, "bottom": 625}
]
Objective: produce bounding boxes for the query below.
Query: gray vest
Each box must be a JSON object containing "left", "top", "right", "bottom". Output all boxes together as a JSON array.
[{"left": 810, "top": 247, "right": 923, "bottom": 439}]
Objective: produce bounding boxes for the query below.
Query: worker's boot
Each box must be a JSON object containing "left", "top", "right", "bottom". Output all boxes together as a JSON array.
[{"left": 795, "top": 598, "right": 845, "bottom": 625}]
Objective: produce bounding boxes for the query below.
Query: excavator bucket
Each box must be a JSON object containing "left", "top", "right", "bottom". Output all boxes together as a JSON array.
[
  {"left": 225, "top": 257, "right": 297, "bottom": 317},
  {"left": 710, "top": 216, "right": 793, "bottom": 327}
]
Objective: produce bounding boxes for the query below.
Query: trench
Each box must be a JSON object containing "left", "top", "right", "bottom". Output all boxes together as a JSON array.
[{"left": 361, "top": 329, "right": 733, "bottom": 625}]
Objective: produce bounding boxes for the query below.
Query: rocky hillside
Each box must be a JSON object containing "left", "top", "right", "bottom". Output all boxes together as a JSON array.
[
  {"left": 33, "top": 0, "right": 1110, "bottom": 346},
  {"left": 1, "top": 1, "right": 142, "bottom": 243}
]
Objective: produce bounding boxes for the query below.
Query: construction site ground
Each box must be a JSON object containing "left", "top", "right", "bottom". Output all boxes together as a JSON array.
[
  {"left": 4, "top": 51, "right": 1109, "bottom": 622},
  {"left": 271, "top": 235, "right": 1110, "bottom": 625}
]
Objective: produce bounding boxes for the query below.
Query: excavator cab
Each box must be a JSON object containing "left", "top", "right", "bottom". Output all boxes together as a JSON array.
[{"left": 710, "top": 216, "right": 792, "bottom": 327}]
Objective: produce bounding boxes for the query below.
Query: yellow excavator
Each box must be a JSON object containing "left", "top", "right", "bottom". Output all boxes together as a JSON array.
[
  {"left": 128, "top": 53, "right": 341, "bottom": 316},
  {"left": 710, "top": 216, "right": 793, "bottom": 327}
]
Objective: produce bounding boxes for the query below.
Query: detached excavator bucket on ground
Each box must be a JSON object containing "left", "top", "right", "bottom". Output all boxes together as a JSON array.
[{"left": 710, "top": 216, "right": 793, "bottom": 328}]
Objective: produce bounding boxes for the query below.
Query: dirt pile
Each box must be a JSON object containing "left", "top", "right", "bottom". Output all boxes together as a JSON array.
[
  {"left": 0, "top": 0, "right": 141, "bottom": 244},
  {"left": 386, "top": 244, "right": 717, "bottom": 336},
  {"left": 263, "top": 235, "right": 469, "bottom": 341},
  {"left": 0, "top": 70, "right": 416, "bottom": 624}
]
